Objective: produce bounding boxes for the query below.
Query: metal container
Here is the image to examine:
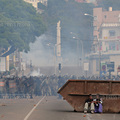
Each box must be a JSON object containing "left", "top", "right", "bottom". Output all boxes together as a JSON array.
[{"left": 58, "top": 80, "right": 120, "bottom": 113}]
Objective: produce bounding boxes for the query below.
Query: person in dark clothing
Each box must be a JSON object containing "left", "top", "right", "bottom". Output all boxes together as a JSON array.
[{"left": 84, "top": 94, "right": 95, "bottom": 114}]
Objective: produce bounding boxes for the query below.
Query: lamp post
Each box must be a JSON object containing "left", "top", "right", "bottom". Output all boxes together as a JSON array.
[
  {"left": 47, "top": 43, "right": 61, "bottom": 75},
  {"left": 47, "top": 43, "right": 56, "bottom": 75},
  {"left": 73, "top": 37, "right": 84, "bottom": 66},
  {"left": 98, "top": 39, "right": 101, "bottom": 79},
  {"left": 70, "top": 32, "right": 84, "bottom": 72},
  {"left": 84, "top": 13, "right": 101, "bottom": 79},
  {"left": 84, "top": 13, "right": 95, "bottom": 18},
  {"left": 73, "top": 36, "right": 80, "bottom": 66}
]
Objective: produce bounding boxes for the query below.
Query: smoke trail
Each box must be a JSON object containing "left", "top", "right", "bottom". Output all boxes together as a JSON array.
[{"left": 23, "top": 34, "right": 54, "bottom": 66}]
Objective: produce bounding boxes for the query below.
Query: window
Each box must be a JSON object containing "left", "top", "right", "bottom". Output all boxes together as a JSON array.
[
  {"left": 104, "top": 15, "right": 107, "bottom": 19},
  {"left": 96, "top": 60, "right": 99, "bottom": 71},
  {"left": 109, "top": 30, "right": 116, "bottom": 36},
  {"left": 109, "top": 42, "right": 115, "bottom": 50}
]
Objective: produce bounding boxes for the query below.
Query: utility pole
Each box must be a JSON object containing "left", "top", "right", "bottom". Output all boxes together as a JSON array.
[
  {"left": 98, "top": 40, "right": 101, "bottom": 79},
  {"left": 71, "top": 33, "right": 84, "bottom": 74}
]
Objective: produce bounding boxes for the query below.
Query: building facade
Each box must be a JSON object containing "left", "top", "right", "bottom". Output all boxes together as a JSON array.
[
  {"left": 75, "top": 0, "right": 96, "bottom": 3},
  {"left": 24, "top": 0, "right": 47, "bottom": 8},
  {"left": 88, "top": 7, "right": 120, "bottom": 76}
]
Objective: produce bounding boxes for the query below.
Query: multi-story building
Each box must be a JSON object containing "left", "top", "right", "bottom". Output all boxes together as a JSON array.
[
  {"left": 24, "top": 0, "right": 47, "bottom": 9},
  {"left": 75, "top": 0, "right": 96, "bottom": 4},
  {"left": 39, "top": 0, "right": 47, "bottom": 6},
  {"left": 88, "top": 7, "right": 120, "bottom": 76}
]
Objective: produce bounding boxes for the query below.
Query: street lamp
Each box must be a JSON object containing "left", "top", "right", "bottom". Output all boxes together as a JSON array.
[
  {"left": 84, "top": 13, "right": 94, "bottom": 18},
  {"left": 47, "top": 43, "right": 61, "bottom": 75},
  {"left": 47, "top": 43, "right": 56, "bottom": 75},
  {"left": 70, "top": 32, "right": 84, "bottom": 69},
  {"left": 73, "top": 37, "right": 84, "bottom": 65}
]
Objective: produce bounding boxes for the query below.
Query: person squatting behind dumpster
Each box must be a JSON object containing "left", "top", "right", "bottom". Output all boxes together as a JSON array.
[
  {"left": 93, "top": 94, "right": 103, "bottom": 113},
  {"left": 84, "top": 94, "right": 95, "bottom": 114}
]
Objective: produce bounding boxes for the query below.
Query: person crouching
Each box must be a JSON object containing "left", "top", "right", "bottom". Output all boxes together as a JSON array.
[
  {"left": 94, "top": 94, "right": 103, "bottom": 113},
  {"left": 84, "top": 94, "right": 95, "bottom": 114}
]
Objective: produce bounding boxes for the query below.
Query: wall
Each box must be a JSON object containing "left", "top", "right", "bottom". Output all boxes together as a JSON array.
[{"left": 0, "top": 57, "right": 6, "bottom": 72}]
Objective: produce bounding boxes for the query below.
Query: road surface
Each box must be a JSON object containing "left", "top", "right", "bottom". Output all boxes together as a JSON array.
[{"left": 0, "top": 96, "right": 119, "bottom": 120}]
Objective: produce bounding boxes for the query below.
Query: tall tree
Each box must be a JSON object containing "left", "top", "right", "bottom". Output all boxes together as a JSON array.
[{"left": 0, "top": 0, "right": 47, "bottom": 54}]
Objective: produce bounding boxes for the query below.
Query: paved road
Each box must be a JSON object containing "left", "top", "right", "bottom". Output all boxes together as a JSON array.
[
  {"left": 28, "top": 96, "right": 120, "bottom": 120},
  {"left": 0, "top": 97, "right": 42, "bottom": 120},
  {"left": 0, "top": 96, "right": 119, "bottom": 120}
]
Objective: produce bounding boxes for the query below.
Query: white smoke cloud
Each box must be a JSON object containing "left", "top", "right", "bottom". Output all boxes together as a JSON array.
[
  {"left": 30, "top": 68, "right": 43, "bottom": 76},
  {"left": 22, "top": 34, "right": 82, "bottom": 67},
  {"left": 23, "top": 34, "right": 55, "bottom": 66}
]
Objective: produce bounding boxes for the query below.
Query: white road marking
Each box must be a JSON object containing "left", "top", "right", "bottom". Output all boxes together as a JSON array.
[{"left": 24, "top": 96, "right": 46, "bottom": 120}]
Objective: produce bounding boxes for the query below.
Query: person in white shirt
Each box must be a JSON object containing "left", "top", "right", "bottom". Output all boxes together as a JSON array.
[{"left": 94, "top": 94, "right": 103, "bottom": 113}]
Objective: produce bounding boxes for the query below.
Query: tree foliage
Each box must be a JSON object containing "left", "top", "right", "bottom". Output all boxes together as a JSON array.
[
  {"left": 38, "top": 2, "right": 46, "bottom": 10},
  {"left": 0, "top": 0, "right": 46, "bottom": 53}
]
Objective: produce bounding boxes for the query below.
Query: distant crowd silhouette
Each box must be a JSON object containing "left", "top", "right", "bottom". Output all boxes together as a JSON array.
[{"left": 0, "top": 73, "right": 120, "bottom": 98}]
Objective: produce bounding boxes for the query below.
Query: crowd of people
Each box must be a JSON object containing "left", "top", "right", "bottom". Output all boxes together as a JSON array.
[
  {"left": 0, "top": 73, "right": 120, "bottom": 98},
  {"left": 0, "top": 75, "right": 74, "bottom": 97},
  {"left": 79, "top": 75, "right": 120, "bottom": 81}
]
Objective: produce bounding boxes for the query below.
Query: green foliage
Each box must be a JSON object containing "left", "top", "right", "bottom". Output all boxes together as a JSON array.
[
  {"left": 38, "top": 2, "right": 46, "bottom": 10},
  {"left": 0, "top": 0, "right": 47, "bottom": 53}
]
